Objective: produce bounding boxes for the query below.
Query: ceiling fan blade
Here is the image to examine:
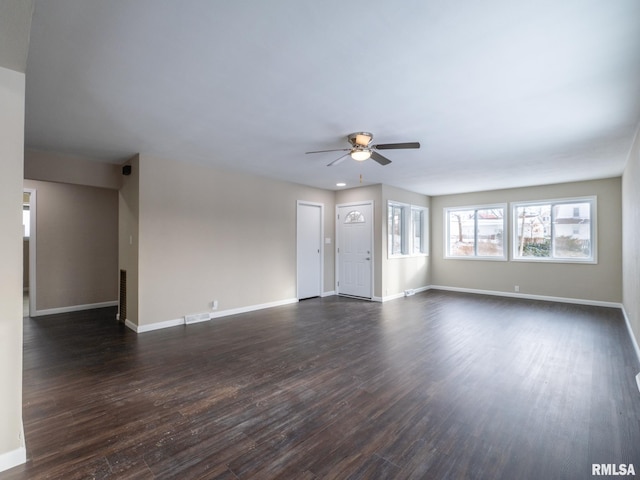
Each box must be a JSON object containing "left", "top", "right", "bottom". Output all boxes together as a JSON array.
[
  {"left": 327, "top": 153, "right": 350, "bottom": 167},
  {"left": 306, "top": 148, "right": 350, "bottom": 154},
  {"left": 373, "top": 142, "right": 420, "bottom": 150},
  {"left": 371, "top": 151, "right": 392, "bottom": 166}
]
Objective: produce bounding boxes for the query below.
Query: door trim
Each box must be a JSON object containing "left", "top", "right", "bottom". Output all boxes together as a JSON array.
[
  {"left": 24, "top": 188, "right": 37, "bottom": 317},
  {"left": 336, "top": 200, "right": 374, "bottom": 300},
  {"left": 296, "top": 200, "right": 324, "bottom": 299}
]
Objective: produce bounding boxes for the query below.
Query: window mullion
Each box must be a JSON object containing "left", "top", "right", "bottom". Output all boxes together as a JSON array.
[
  {"left": 550, "top": 203, "right": 556, "bottom": 259},
  {"left": 402, "top": 206, "right": 408, "bottom": 254},
  {"left": 474, "top": 209, "right": 479, "bottom": 256}
]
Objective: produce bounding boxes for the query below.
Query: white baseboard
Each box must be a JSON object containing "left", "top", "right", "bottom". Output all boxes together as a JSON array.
[
  {"left": 430, "top": 286, "right": 640, "bottom": 385},
  {"left": 321, "top": 290, "right": 336, "bottom": 297},
  {"left": 378, "top": 286, "right": 431, "bottom": 303},
  {"left": 0, "top": 424, "right": 26, "bottom": 473},
  {"left": 384, "top": 293, "right": 405, "bottom": 302},
  {"left": 428, "top": 285, "right": 623, "bottom": 309},
  {"left": 126, "top": 317, "right": 184, "bottom": 334},
  {"left": 209, "top": 298, "right": 298, "bottom": 320},
  {"left": 621, "top": 306, "right": 640, "bottom": 367},
  {"left": 127, "top": 298, "right": 299, "bottom": 334},
  {"left": 32, "top": 300, "right": 118, "bottom": 317}
]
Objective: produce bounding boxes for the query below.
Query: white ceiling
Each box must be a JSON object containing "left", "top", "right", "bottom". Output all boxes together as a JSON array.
[{"left": 24, "top": 0, "right": 640, "bottom": 195}]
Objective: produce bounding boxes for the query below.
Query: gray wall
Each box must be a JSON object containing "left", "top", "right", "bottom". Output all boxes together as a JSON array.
[
  {"left": 25, "top": 149, "right": 121, "bottom": 190},
  {"left": 381, "top": 184, "right": 431, "bottom": 298},
  {"left": 22, "top": 239, "right": 28, "bottom": 290},
  {"left": 334, "top": 184, "right": 431, "bottom": 300},
  {"left": 119, "top": 155, "right": 140, "bottom": 325},
  {"left": 622, "top": 131, "right": 640, "bottom": 353},
  {"left": 23, "top": 179, "right": 119, "bottom": 313},
  {"left": 125, "top": 154, "right": 336, "bottom": 328},
  {"left": 431, "top": 177, "right": 622, "bottom": 304},
  {"left": 0, "top": 2, "right": 32, "bottom": 468},
  {"left": 0, "top": 65, "right": 26, "bottom": 468}
]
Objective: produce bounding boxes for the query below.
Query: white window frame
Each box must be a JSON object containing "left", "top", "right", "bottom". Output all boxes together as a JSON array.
[
  {"left": 511, "top": 196, "right": 597, "bottom": 264},
  {"left": 410, "top": 206, "right": 428, "bottom": 255},
  {"left": 387, "top": 201, "right": 429, "bottom": 258},
  {"left": 444, "top": 203, "right": 507, "bottom": 260}
]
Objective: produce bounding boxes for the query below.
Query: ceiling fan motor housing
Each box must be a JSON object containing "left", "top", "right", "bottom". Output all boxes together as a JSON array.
[{"left": 348, "top": 132, "right": 373, "bottom": 146}]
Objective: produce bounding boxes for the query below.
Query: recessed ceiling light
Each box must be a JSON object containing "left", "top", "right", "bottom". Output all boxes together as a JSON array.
[{"left": 336, "top": 182, "right": 346, "bottom": 187}]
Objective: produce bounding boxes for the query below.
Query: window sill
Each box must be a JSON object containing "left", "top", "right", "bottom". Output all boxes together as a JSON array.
[
  {"left": 444, "top": 256, "right": 507, "bottom": 261},
  {"left": 389, "top": 253, "right": 429, "bottom": 259},
  {"left": 511, "top": 257, "right": 597, "bottom": 265}
]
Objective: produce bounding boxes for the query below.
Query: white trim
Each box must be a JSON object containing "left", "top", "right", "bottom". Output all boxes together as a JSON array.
[
  {"left": 429, "top": 285, "right": 622, "bottom": 309},
  {"left": 336, "top": 201, "right": 374, "bottom": 300},
  {"left": 621, "top": 306, "right": 640, "bottom": 367},
  {"left": 510, "top": 195, "right": 597, "bottom": 264},
  {"left": 379, "top": 286, "right": 431, "bottom": 302},
  {"left": 0, "top": 433, "right": 26, "bottom": 473},
  {"left": 321, "top": 290, "right": 336, "bottom": 297},
  {"left": 444, "top": 203, "right": 508, "bottom": 261},
  {"left": 210, "top": 298, "right": 298, "bottom": 319},
  {"left": 297, "top": 200, "right": 324, "bottom": 300},
  {"left": 24, "top": 188, "right": 36, "bottom": 317},
  {"left": 128, "top": 317, "right": 184, "bottom": 333},
  {"left": 125, "top": 298, "right": 299, "bottom": 333},
  {"left": 387, "top": 201, "right": 429, "bottom": 258},
  {"left": 32, "top": 300, "right": 118, "bottom": 317}
]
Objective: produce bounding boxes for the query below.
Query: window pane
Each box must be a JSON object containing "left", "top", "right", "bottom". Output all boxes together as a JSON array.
[
  {"left": 388, "top": 205, "right": 403, "bottom": 255},
  {"left": 552, "top": 202, "right": 591, "bottom": 258},
  {"left": 476, "top": 208, "right": 504, "bottom": 256},
  {"left": 448, "top": 209, "right": 475, "bottom": 256},
  {"left": 515, "top": 204, "right": 551, "bottom": 258},
  {"left": 345, "top": 210, "right": 365, "bottom": 223},
  {"left": 412, "top": 209, "right": 423, "bottom": 254}
]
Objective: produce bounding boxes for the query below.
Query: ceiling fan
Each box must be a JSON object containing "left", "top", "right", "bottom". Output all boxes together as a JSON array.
[{"left": 305, "top": 132, "right": 420, "bottom": 166}]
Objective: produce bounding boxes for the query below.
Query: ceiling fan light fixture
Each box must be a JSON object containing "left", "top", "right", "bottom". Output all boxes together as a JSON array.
[{"left": 350, "top": 148, "right": 372, "bottom": 161}]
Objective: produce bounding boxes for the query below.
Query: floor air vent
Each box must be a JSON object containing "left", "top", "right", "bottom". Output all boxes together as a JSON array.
[{"left": 185, "top": 312, "right": 212, "bottom": 325}]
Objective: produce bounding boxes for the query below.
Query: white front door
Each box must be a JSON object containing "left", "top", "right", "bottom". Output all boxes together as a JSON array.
[
  {"left": 297, "top": 201, "right": 323, "bottom": 299},
  {"left": 337, "top": 202, "right": 373, "bottom": 299}
]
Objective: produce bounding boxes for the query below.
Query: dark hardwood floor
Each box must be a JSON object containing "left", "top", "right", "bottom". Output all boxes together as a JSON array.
[{"left": 3, "top": 291, "right": 640, "bottom": 479}]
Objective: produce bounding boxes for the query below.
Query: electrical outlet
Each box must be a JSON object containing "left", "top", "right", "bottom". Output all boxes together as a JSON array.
[
  {"left": 212, "top": 300, "right": 218, "bottom": 310},
  {"left": 514, "top": 285, "right": 520, "bottom": 292}
]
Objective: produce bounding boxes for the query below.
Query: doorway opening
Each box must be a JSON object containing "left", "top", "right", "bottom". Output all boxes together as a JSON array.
[{"left": 23, "top": 188, "right": 36, "bottom": 317}]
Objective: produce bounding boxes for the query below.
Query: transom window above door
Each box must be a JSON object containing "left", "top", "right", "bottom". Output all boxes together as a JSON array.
[{"left": 344, "top": 211, "right": 366, "bottom": 223}]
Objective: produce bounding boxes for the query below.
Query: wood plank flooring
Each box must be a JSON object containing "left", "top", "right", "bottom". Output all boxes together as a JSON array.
[{"left": 3, "top": 291, "right": 640, "bottom": 479}]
